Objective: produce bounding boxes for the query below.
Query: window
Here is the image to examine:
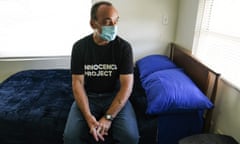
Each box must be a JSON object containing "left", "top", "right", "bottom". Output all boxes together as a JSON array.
[
  {"left": 0, "top": 0, "right": 92, "bottom": 58},
  {"left": 193, "top": 0, "right": 240, "bottom": 89}
]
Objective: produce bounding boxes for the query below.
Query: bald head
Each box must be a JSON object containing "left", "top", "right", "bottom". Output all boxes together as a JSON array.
[
  {"left": 91, "top": 1, "right": 113, "bottom": 20},
  {"left": 90, "top": 1, "right": 119, "bottom": 27}
]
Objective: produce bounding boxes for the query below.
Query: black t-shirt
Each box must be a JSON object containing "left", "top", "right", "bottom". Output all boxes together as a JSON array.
[{"left": 71, "top": 34, "right": 133, "bottom": 93}]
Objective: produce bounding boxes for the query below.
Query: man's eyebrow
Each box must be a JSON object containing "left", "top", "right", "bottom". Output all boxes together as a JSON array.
[
  {"left": 103, "top": 18, "right": 112, "bottom": 21},
  {"left": 103, "top": 16, "right": 119, "bottom": 21}
]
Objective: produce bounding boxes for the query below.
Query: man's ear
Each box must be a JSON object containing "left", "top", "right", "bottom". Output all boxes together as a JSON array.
[{"left": 90, "top": 20, "right": 96, "bottom": 29}]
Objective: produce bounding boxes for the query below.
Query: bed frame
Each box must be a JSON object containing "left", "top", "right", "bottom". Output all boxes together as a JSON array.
[{"left": 169, "top": 43, "right": 220, "bottom": 132}]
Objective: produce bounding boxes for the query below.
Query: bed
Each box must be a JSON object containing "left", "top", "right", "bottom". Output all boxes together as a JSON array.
[{"left": 0, "top": 43, "right": 220, "bottom": 144}]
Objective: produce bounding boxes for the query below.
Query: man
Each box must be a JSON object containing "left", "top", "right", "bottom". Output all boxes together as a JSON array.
[{"left": 63, "top": 1, "right": 139, "bottom": 144}]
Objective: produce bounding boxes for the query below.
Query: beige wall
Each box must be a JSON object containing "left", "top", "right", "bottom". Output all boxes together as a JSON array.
[
  {"left": 175, "top": 0, "right": 240, "bottom": 142},
  {"left": 94, "top": 0, "right": 179, "bottom": 60}
]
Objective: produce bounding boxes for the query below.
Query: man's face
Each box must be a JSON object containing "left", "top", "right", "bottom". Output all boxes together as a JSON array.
[{"left": 93, "top": 5, "right": 119, "bottom": 33}]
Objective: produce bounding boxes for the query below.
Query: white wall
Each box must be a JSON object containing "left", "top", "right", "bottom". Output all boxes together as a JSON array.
[
  {"left": 175, "top": 0, "right": 199, "bottom": 50},
  {"left": 175, "top": 0, "right": 240, "bottom": 142},
  {"left": 0, "top": 57, "right": 70, "bottom": 83},
  {"left": 0, "top": 0, "right": 179, "bottom": 82},
  {"left": 212, "top": 80, "right": 240, "bottom": 142}
]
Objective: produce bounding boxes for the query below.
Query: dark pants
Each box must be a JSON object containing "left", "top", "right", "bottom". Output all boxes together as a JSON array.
[{"left": 63, "top": 92, "right": 139, "bottom": 144}]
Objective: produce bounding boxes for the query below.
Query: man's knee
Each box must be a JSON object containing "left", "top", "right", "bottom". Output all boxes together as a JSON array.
[
  {"left": 63, "top": 130, "right": 87, "bottom": 144},
  {"left": 63, "top": 131, "right": 74, "bottom": 144},
  {"left": 63, "top": 124, "right": 85, "bottom": 144},
  {"left": 125, "top": 133, "right": 139, "bottom": 144},
  {"left": 113, "top": 130, "right": 139, "bottom": 144}
]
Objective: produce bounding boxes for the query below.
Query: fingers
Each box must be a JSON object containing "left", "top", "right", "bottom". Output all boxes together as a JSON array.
[
  {"left": 96, "top": 126, "right": 101, "bottom": 133},
  {"left": 89, "top": 118, "right": 111, "bottom": 142},
  {"left": 88, "top": 116, "right": 100, "bottom": 142},
  {"left": 96, "top": 127, "right": 105, "bottom": 141},
  {"left": 90, "top": 125, "right": 107, "bottom": 142},
  {"left": 96, "top": 125, "right": 108, "bottom": 136},
  {"left": 90, "top": 124, "right": 109, "bottom": 142},
  {"left": 90, "top": 127, "right": 99, "bottom": 142}
]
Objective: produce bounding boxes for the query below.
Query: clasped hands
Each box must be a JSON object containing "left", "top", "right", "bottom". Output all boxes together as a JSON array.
[{"left": 89, "top": 116, "right": 112, "bottom": 142}]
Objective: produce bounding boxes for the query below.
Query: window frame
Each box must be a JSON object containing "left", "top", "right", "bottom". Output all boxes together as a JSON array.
[{"left": 193, "top": 0, "right": 240, "bottom": 90}]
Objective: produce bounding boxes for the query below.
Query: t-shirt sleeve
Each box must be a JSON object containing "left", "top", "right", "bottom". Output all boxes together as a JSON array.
[
  {"left": 71, "top": 41, "right": 84, "bottom": 74},
  {"left": 119, "top": 43, "right": 134, "bottom": 74}
]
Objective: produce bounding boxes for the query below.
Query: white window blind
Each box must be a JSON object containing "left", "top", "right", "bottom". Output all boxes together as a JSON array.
[
  {"left": 193, "top": 0, "right": 240, "bottom": 89},
  {"left": 0, "top": 0, "right": 92, "bottom": 58}
]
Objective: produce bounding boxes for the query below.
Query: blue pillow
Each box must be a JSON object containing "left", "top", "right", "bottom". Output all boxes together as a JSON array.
[
  {"left": 141, "top": 69, "right": 213, "bottom": 114},
  {"left": 136, "top": 55, "right": 177, "bottom": 79}
]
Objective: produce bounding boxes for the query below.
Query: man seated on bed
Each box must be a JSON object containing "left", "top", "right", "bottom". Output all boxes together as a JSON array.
[{"left": 63, "top": 1, "right": 139, "bottom": 144}]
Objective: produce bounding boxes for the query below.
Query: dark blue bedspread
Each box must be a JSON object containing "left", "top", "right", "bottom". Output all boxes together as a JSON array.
[
  {"left": 0, "top": 69, "right": 203, "bottom": 144},
  {"left": 0, "top": 69, "right": 74, "bottom": 144},
  {"left": 0, "top": 69, "right": 158, "bottom": 144}
]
